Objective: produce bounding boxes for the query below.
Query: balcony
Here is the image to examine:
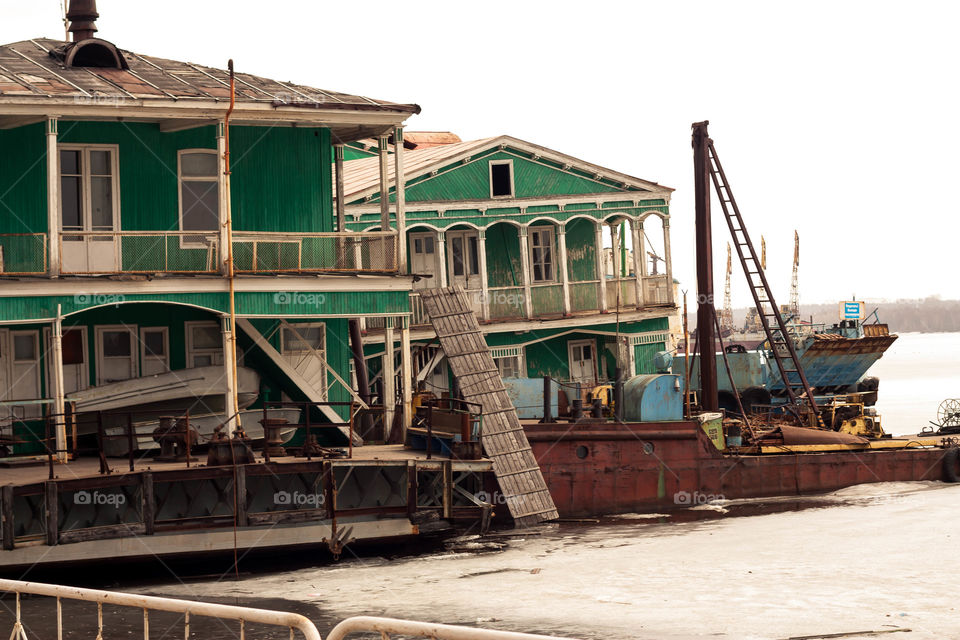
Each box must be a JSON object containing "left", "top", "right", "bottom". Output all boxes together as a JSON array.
[{"left": 0, "top": 231, "right": 399, "bottom": 276}]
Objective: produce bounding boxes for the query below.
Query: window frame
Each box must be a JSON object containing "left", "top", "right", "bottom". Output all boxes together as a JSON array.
[
  {"left": 185, "top": 320, "right": 223, "bottom": 368},
  {"left": 94, "top": 325, "right": 139, "bottom": 385},
  {"left": 43, "top": 326, "right": 89, "bottom": 395},
  {"left": 177, "top": 148, "right": 220, "bottom": 249},
  {"left": 280, "top": 322, "right": 327, "bottom": 356},
  {"left": 57, "top": 144, "right": 121, "bottom": 234},
  {"left": 9, "top": 330, "right": 41, "bottom": 418},
  {"left": 528, "top": 225, "right": 556, "bottom": 283},
  {"left": 488, "top": 159, "right": 515, "bottom": 199}
]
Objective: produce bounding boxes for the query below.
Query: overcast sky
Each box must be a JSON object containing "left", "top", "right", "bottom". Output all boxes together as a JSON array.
[{"left": 5, "top": 1, "right": 958, "bottom": 308}]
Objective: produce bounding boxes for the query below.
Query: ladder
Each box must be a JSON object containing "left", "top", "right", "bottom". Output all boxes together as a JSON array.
[{"left": 705, "top": 140, "right": 819, "bottom": 420}]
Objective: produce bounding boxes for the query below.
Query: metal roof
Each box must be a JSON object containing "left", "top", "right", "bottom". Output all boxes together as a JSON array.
[
  {"left": 0, "top": 38, "right": 419, "bottom": 139},
  {"left": 341, "top": 135, "right": 672, "bottom": 203}
]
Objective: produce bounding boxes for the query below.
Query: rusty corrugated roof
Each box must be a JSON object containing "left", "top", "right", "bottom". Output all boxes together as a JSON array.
[{"left": 0, "top": 38, "right": 420, "bottom": 115}]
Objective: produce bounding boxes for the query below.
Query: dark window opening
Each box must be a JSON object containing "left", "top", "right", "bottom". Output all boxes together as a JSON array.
[{"left": 491, "top": 162, "right": 512, "bottom": 197}]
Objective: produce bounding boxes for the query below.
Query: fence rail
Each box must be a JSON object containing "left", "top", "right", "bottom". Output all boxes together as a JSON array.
[
  {"left": 232, "top": 231, "right": 398, "bottom": 273},
  {"left": 59, "top": 231, "right": 218, "bottom": 275}
]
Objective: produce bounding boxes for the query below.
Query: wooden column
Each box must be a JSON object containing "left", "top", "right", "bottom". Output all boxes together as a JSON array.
[
  {"left": 217, "top": 121, "right": 230, "bottom": 275},
  {"left": 378, "top": 135, "right": 392, "bottom": 271},
  {"left": 221, "top": 315, "right": 238, "bottom": 434},
  {"left": 477, "top": 230, "right": 489, "bottom": 321},
  {"left": 51, "top": 305, "right": 66, "bottom": 462},
  {"left": 394, "top": 127, "right": 407, "bottom": 274},
  {"left": 383, "top": 319, "right": 396, "bottom": 440},
  {"left": 663, "top": 217, "right": 675, "bottom": 305},
  {"left": 46, "top": 118, "right": 60, "bottom": 277},
  {"left": 334, "top": 144, "right": 346, "bottom": 231},
  {"left": 630, "top": 218, "right": 645, "bottom": 307},
  {"left": 518, "top": 227, "right": 533, "bottom": 319},
  {"left": 557, "top": 224, "right": 571, "bottom": 316},
  {"left": 436, "top": 231, "right": 448, "bottom": 287},
  {"left": 609, "top": 223, "right": 622, "bottom": 309},
  {"left": 594, "top": 222, "right": 608, "bottom": 313},
  {"left": 399, "top": 316, "right": 413, "bottom": 435}
]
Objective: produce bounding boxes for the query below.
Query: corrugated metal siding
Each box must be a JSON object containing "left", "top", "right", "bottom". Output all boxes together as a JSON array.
[
  {"left": 635, "top": 342, "right": 666, "bottom": 375},
  {"left": 569, "top": 282, "right": 600, "bottom": 312},
  {"left": 530, "top": 285, "right": 563, "bottom": 316},
  {"left": 565, "top": 218, "right": 597, "bottom": 282},
  {"left": 0, "top": 122, "right": 46, "bottom": 233},
  {"left": 485, "top": 224, "right": 523, "bottom": 288}
]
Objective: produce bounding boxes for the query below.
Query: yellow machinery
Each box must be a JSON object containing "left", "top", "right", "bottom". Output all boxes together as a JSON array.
[{"left": 821, "top": 393, "right": 885, "bottom": 439}]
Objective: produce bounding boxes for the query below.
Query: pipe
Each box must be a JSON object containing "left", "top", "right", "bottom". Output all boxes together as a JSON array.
[
  {"left": 542, "top": 376, "right": 552, "bottom": 423},
  {"left": 224, "top": 60, "right": 241, "bottom": 434},
  {"left": 348, "top": 319, "right": 373, "bottom": 436},
  {"left": 327, "top": 616, "right": 567, "bottom": 640},
  {"left": 692, "top": 121, "right": 718, "bottom": 411},
  {"left": 65, "top": 0, "right": 98, "bottom": 42}
]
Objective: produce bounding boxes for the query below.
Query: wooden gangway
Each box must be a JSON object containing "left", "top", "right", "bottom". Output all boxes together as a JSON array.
[{"left": 419, "top": 287, "right": 558, "bottom": 527}]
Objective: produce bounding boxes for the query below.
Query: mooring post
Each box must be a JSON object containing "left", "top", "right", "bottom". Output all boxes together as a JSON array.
[{"left": 543, "top": 376, "right": 552, "bottom": 423}]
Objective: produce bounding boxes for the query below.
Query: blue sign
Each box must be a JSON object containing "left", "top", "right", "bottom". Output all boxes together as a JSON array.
[{"left": 843, "top": 302, "right": 861, "bottom": 319}]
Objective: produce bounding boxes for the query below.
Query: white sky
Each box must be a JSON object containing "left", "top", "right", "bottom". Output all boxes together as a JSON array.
[{"left": 5, "top": 1, "right": 958, "bottom": 307}]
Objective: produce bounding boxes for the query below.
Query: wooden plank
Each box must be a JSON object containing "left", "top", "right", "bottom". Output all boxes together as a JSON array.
[{"left": 421, "top": 286, "right": 558, "bottom": 527}]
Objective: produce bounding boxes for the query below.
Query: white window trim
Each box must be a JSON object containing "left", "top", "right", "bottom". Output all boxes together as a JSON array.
[
  {"left": 57, "top": 144, "right": 122, "bottom": 233},
  {"left": 43, "top": 326, "right": 89, "bottom": 395},
  {"left": 139, "top": 327, "right": 170, "bottom": 376},
  {"left": 409, "top": 231, "right": 436, "bottom": 256},
  {"left": 95, "top": 325, "right": 139, "bottom": 385},
  {"left": 488, "top": 159, "right": 515, "bottom": 199},
  {"left": 446, "top": 229, "right": 481, "bottom": 282},
  {"left": 177, "top": 148, "right": 220, "bottom": 249},
  {"left": 280, "top": 322, "right": 327, "bottom": 355},
  {"left": 492, "top": 346, "right": 525, "bottom": 379},
  {"left": 528, "top": 225, "right": 556, "bottom": 283},
  {"left": 185, "top": 320, "right": 223, "bottom": 368}
]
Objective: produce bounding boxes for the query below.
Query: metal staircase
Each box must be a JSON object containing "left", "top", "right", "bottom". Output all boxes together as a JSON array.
[{"left": 705, "top": 140, "right": 819, "bottom": 420}]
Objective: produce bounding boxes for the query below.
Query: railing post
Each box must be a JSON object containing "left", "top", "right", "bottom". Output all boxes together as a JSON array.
[
  {"left": 46, "top": 117, "right": 60, "bottom": 277},
  {"left": 234, "top": 464, "right": 248, "bottom": 527},
  {"left": 44, "top": 480, "right": 58, "bottom": 546}
]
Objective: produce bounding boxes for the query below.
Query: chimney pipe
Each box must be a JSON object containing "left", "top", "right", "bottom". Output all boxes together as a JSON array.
[{"left": 66, "top": 0, "right": 99, "bottom": 42}]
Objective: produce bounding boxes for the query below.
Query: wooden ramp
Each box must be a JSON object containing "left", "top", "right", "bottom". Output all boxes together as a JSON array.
[{"left": 419, "top": 287, "right": 558, "bottom": 527}]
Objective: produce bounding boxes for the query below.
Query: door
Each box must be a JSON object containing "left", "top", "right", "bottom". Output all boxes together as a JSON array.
[
  {"left": 96, "top": 326, "right": 138, "bottom": 385},
  {"left": 60, "top": 146, "right": 120, "bottom": 273},
  {"left": 281, "top": 324, "right": 328, "bottom": 400},
  {"left": 409, "top": 232, "right": 437, "bottom": 290},
  {"left": 45, "top": 327, "right": 89, "bottom": 395},
  {"left": 140, "top": 327, "right": 170, "bottom": 376},
  {"left": 446, "top": 230, "right": 482, "bottom": 314},
  {"left": 568, "top": 339, "right": 597, "bottom": 385}
]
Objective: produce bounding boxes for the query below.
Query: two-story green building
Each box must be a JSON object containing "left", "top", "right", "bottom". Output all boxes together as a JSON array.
[
  {"left": 341, "top": 134, "right": 678, "bottom": 403},
  {"left": 0, "top": 11, "right": 420, "bottom": 455}
]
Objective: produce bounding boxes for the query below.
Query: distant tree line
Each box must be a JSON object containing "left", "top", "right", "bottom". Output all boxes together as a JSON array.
[{"left": 729, "top": 297, "right": 960, "bottom": 333}]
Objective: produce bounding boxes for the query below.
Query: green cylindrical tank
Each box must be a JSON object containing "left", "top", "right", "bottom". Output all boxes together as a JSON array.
[{"left": 622, "top": 374, "right": 684, "bottom": 422}]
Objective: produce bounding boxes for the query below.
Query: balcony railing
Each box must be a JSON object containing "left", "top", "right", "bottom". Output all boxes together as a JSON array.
[
  {"left": 0, "top": 234, "right": 47, "bottom": 275},
  {"left": 232, "top": 231, "right": 398, "bottom": 274},
  {"left": 48, "top": 231, "right": 399, "bottom": 276}
]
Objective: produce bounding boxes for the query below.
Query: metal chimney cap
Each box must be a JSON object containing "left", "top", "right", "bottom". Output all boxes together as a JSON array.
[{"left": 66, "top": 0, "right": 99, "bottom": 42}]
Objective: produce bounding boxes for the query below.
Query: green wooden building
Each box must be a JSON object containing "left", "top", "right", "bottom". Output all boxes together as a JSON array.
[
  {"left": 341, "top": 134, "right": 678, "bottom": 399},
  {"left": 0, "top": 19, "right": 421, "bottom": 455}
]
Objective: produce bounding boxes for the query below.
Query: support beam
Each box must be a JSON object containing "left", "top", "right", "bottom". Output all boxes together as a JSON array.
[
  {"left": 216, "top": 121, "right": 229, "bottom": 276},
  {"left": 399, "top": 316, "right": 413, "bottom": 436},
  {"left": 46, "top": 118, "right": 60, "bottom": 277},
  {"left": 557, "top": 224, "right": 571, "bottom": 316},
  {"left": 595, "top": 223, "right": 608, "bottom": 313},
  {"left": 436, "top": 231, "right": 448, "bottom": 287},
  {"left": 477, "top": 230, "right": 489, "bottom": 322},
  {"left": 692, "top": 120, "right": 718, "bottom": 411},
  {"left": 51, "top": 305, "right": 66, "bottom": 463},
  {"left": 378, "top": 134, "right": 392, "bottom": 270},
  {"left": 394, "top": 127, "right": 407, "bottom": 274},
  {"left": 663, "top": 218, "right": 675, "bottom": 305},
  {"left": 383, "top": 319, "right": 396, "bottom": 440},
  {"left": 630, "top": 218, "right": 645, "bottom": 307},
  {"left": 334, "top": 144, "right": 346, "bottom": 232},
  {"left": 221, "top": 315, "right": 238, "bottom": 434},
  {"left": 518, "top": 227, "right": 533, "bottom": 319},
  {"left": 609, "top": 223, "right": 622, "bottom": 309},
  {"left": 236, "top": 319, "right": 362, "bottom": 444}
]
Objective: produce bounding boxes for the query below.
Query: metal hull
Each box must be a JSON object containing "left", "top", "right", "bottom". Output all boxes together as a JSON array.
[{"left": 526, "top": 421, "right": 950, "bottom": 517}]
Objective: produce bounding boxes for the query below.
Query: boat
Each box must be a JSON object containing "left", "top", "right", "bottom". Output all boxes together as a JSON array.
[
  {"left": 66, "top": 366, "right": 261, "bottom": 433},
  {"left": 101, "top": 407, "right": 303, "bottom": 456}
]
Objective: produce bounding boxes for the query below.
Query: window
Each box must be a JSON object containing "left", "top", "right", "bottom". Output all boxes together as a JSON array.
[
  {"left": 449, "top": 231, "right": 479, "bottom": 278},
  {"left": 489, "top": 160, "right": 514, "bottom": 198},
  {"left": 59, "top": 146, "right": 119, "bottom": 233},
  {"left": 495, "top": 356, "right": 523, "bottom": 379},
  {"left": 281, "top": 325, "right": 325, "bottom": 354},
  {"left": 140, "top": 327, "right": 169, "bottom": 376},
  {"left": 186, "top": 321, "right": 223, "bottom": 368},
  {"left": 96, "top": 326, "right": 138, "bottom": 384},
  {"left": 44, "top": 327, "right": 88, "bottom": 396},
  {"left": 412, "top": 236, "right": 435, "bottom": 255},
  {"left": 10, "top": 331, "right": 41, "bottom": 417},
  {"left": 178, "top": 150, "right": 219, "bottom": 242},
  {"left": 280, "top": 323, "right": 328, "bottom": 400},
  {"left": 529, "top": 227, "right": 555, "bottom": 282}
]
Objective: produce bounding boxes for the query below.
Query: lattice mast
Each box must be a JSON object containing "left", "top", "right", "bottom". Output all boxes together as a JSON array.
[
  {"left": 788, "top": 230, "right": 800, "bottom": 318},
  {"left": 720, "top": 242, "right": 734, "bottom": 334}
]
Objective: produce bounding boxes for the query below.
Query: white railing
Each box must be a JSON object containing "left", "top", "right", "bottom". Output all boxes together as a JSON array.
[
  {"left": 0, "top": 580, "right": 576, "bottom": 640},
  {"left": 0, "top": 578, "right": 321, "bottom": 640},
  {"left": 326, "top": 616, "right": 575, "bottom": 640}
]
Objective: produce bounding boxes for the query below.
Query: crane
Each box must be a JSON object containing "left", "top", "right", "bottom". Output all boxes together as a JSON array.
[
  {"left": 720, "top": 242, "right": 734, "bottom": 334},
  {"left": 788, "top": 230, "right": 800, "bottom": 318}
]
